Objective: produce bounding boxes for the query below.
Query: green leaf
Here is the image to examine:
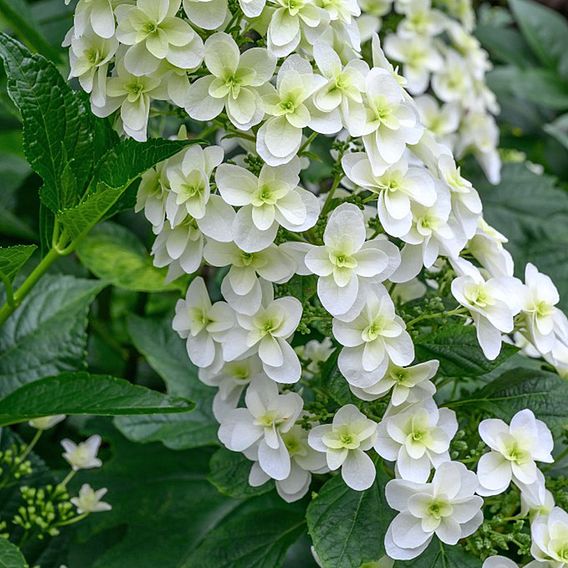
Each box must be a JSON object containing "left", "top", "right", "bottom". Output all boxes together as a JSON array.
[
  {"left": 0, "top": 371, "right": 194, "bottom": 426},
  {"left": 510, "top": 68, "right": 568, "bottom": 110},
  {"left": 0, "top": 0, "right": 61, "bottom": 63},
  {"left": 509, "top": 0, "right": 568, "bottom": 70},
  {"left": 472, "top": 162, "right": 568, "bottom": 311},
  {"left": 474, "top": 367, "right": 568, "bottom": 437},
  {"left": 0, "top": 275, "right": 105, "bottom": 397},
  {"left": 70, "top": 423, "right": 243, "bottom": 568},
  {"left": 395, "top": 542, "right": 479, "bottom": 567},
  {"left": 307, "top": 470, "right": 394, "bottom": 568},
  {"left": 114, "top": 314, "right": 218, "bottom": 450},
  {"left": 184, "top": 509, "right": 305, "bottom": 568},
  {"left": 475, "top": 25, "right": 537, "bottom": 68},
  {"left": 0, "top": 537, "right": 28, "bottom": 568},
  {"left": 0, "top": 33, "right": 94, "bottom": 211},
  {"left": 57, "top": 138, "right": 188, "bottom": 241},
  {"left": 544, "top": 113, "right": 568, "bottom": 151},
  {"left": 0, "top": 245, "right": 36, "bottom": 283},
  {"left": 76, "top": 223, "right": 181, "bottom": 292},
  {"left": 208, "top": 448, "right": 274, "bottom": 499},
  {"left": 415, "top": 325, "right": 517, "bottom": 377}
]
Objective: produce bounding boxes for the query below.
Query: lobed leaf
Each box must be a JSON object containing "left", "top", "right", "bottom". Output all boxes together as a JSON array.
[
  {"left": 414, "top": 325, "right": 517, "bottom": 377},
  {"left": 0, "top": 371, "right": 194, "bottom": 426},
  {"left": 0, "top": 537, "right": 28, "bottom": 568},
  {"left": 0, "top": 33, "right": 94, "bottom": 211},
  {"left": 0, "top": 275, "right": 105, "bottom": 397},
  {"left": 114, "top": 315, "right": 218, "bottom": 450},
  {"left": 0, "top": 245, "right": 36, "bottom": 283},
  {"left": 57, "top": 139, "right": 188, "bottom": 241},
  {"left": 307, "top": 469, "right": 394, "bottom": 568},
  {"left": 76, "top": 223, "right": 182, "bottom": 292}
]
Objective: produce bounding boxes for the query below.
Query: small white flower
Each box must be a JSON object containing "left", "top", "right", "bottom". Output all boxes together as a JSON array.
[
  {"left": 385, "top": 461, "right": 483, "bottom": 560},
  {"left": 375, "top": 397, "right": 458, "bottom": 482},
  {"left": 451, "top": 269, "right": 524, "bottom": 360},
  {"left": 218, "top": 376, "right": 303, "bottom": 480},
  {"left": 96, "top": 59, "right": 160, "bottom": 141},
  {"left": 530, "top": 507, "right": 568, "bottom": 567},
  {"left": 390, "top": 186, "right": 458, "bottom": 283},
  {"left": 467, "top": 219, "right": 514, "bottom": 278},
  {"left": 333, "top": 285, "right": 414, "bottom": 387},
  {"left": 71, "top": 484, "right": 112, "bottom": 514},
  {"left": 267, "top": 0, "right": 327, "bottom": 57},
  {"left": 165, "top": 145, "right": 224, "bottom": 220},
  {"left": 61, "top": 435, "right": 103, "bottom": 471},
  {"left": 215, "top": 157, "right": 319, "bottom": 252},
  {"left": 29, "top": 415, "right": 66, "bottom": 430},
  {"left": 186, "top": 33, "right": 276, "bottom": 130},
  {"left": 305, "top": 203, "right": 400, "bottom": 317},
  {"left": 348, "top": 68, "right": 423, "bottom": 170},
  {"left": 518, "top": 470, "right": 555, "bottom": 520},
  {"left": 69, "top": 0, "right": 116, "bottom": 39},
  {"left": 384, "top": 33, "right": 443, "bottom": 95},
  {"left": 342, "top": 152, "right": 437, "bottom": 238},
  {"left": 415, "top": 95, "right": 460, "bottom": 143},
  {"left": 296, "top": 337, "right": 335, "bottom": 377},
  {"left": 199, "top": 357, "right": 263, "bottom": 421},
  {"left": 257, "top": 56, "right": 327, "bottom": 166},
  {"left": 115, "top": 0, "right": 203, "bottom": 76},
  {"left": 438, "top": 154, "right": 482, "bottom": 239},
  {"left": 350, "top": 360, "right": 438, "bottom": 405},
  {"left": 223, "top": 284, "right": 303, "bottom": 384},
  {"left": 477, "top": 409, "right": 554, "bottom": 496},
  {"left": 308, "top": 404, "right": 377, "bottom": 491},
  {"left": 521, "top": 263, "right": 562, "bottom": 355},
  {"left": 172, "top": 277, "right": 235, "bottom": 369},
  {"left": 312, "top": 42, "right": 368, "bottom": 125},
  {"left": 204, "top": 240, "right": 295, "bottom": 315},
  {"left": 431, "top": 50, "right": 472, "bottom": 103},
  {"left": 69, "top": 32, "right": 118, "bottom": 108},
  {"left": 136, "top": 161, "right": 170, "bottom": 233},
  {"left": 249, "top": 423, "right": 328, "bottom": 502}
]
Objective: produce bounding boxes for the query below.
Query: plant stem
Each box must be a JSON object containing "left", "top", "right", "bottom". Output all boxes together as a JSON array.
[
  {"left": 0, "top": 248, "right": 61, "bottom": 326},
  {"left": 18, "top": 430, "right": 42, "bottom": 463},
  {"left": 58, "top": 470, "right": 76, "bottom": 490},
  {"left": 321, "top": 175, "right": 342, "bottom": 216},
  {"left": 299, "top": 131, "right": 318, "bottom": 155},
  {"left": 406, "top": 307, "right": 468, "bottom": 329}
]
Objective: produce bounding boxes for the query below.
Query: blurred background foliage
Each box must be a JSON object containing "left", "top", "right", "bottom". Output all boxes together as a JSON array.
[{"left": 0, "top": 0, "right": 568, "bottom": 566}]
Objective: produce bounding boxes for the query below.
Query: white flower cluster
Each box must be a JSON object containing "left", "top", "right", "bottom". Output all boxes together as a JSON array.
[
  {"left": 65, "top": 0, "right": 568, "bottom": 564},
  {"left": 361, "top": 0, "right": 501, "bottom": 183},
  {"left": 28, "top": 416, "right": 111, "bottom": 516}
]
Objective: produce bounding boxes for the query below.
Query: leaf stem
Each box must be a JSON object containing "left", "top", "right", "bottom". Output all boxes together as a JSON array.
[
  {"left": 0, "top": 247, "right": 61, "bottom": 326},
  {"left": 18, "top": 429, "right": 42, "bottom": 463}
]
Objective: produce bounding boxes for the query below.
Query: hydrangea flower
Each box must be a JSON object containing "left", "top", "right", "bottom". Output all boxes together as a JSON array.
[
  {"left": 333, "top": 284, "right": 414, "bottom": 387},
  {"left": 308, "top": 404, "right": 377, "bottom": 490},
  {"left": 223, "top": 284, "right": 303, "bottom": 383},
  {"left": 249, "top": 424, "right": 328, "bottom": 502},
  {"left": 215, "top": 157, "right": 319, "bottom": 252},
  {"left": 218, "top": 377, "right": 303, "bottom": 480},
  {"left": 305, "top": 203, "right": 400, "bottom": 318},
  {"left": 71, "top": 484, "right": 112, "bottom": 514},
  {"left": 61, "top": 435, "right": 103, "bottom": 471},
  {"left": 186, "top": 32, "right": 276, "bottom": 130},
  {"left": 172, "top": 276, "right": 235, "bottom": 369},
  {"left": 375, "top": 398, "right": 458, "bottom": 482},
  {"left": 477, "top": 409, "right": 554, "bottom": 496},
  {"left": 385, "top": 461, "right": 483, "bottom": 559}
]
